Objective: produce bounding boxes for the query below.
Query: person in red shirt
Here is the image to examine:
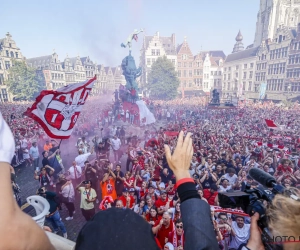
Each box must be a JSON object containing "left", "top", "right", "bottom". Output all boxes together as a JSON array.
[
  {"left": 167, "top": 218, "right": 185, "bottom": 249},
  {"left": 155, "top": 190, "right": 168, "bottom": 215},
  {"left": 276, "top": 159, "right": 293, "bottom": 174},
  {"left": 152, "top": 212, "right": 174, "bottom": 248},
  {"left": 118, "top": 188, "right": 135, "bottom": 209},
  {"left": 145, "top": 206, "right": 161, "bottom": 226},
  {"left": 203, "top": 184, "right": 218, "bottom": 206}
]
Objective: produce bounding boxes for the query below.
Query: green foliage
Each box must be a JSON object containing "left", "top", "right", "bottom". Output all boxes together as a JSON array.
[
  {"left": 5, "top": 60, "right": 45, "bottom": 101},
  {"left": 148, "top": 56, "right": 180, "bottom": 100}
]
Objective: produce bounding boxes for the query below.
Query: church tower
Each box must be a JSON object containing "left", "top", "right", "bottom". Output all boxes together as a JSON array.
[
  {"left": 232, "top": 30, "right": 245, "bottom": 53},
  {"left": 253, "top": 0, "right": 300, "bottom": 47}
]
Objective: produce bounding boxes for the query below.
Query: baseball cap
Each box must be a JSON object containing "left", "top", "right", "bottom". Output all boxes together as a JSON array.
[
  {"left": 75, "top": 208, "right": 159, "bottom": 250},
  {"left": 129, "top": 188, "right": 135, "bottom": 193},
  {"left": 122, "top": 188, "right": 129, "bottom": 192},
  {"left": 160, "top": 190, "right": 167, "bottom": 195},
  {"left": 148, "top": 183, "right": 155, "bottom": 189}
]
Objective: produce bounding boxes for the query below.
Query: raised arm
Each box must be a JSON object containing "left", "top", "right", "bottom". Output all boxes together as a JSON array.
[{"left": 164, "top": 131, "right": 219, "bottom": 249}]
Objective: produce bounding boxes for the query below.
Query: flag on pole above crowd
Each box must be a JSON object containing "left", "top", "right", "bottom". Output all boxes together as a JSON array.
[{"left": 24, "top": 76, "right": 96, "bottom": 139}]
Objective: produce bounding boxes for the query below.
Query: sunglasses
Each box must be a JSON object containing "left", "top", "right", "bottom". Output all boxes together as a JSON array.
[
  {"left": 176, "top": 225, "right": 183, "bottom": 229},
  {"left": 220, "top": 218, "right": 227, "bottom": 220}
]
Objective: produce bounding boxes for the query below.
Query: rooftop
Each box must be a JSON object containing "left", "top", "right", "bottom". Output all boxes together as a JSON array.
[{"left": 225, "top": 46, "right": 259, "bottom": 63}]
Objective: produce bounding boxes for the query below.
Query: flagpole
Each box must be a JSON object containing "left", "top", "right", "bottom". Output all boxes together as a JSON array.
[{"left": 58, "top": 139, "right": 63, "bottom": 149}]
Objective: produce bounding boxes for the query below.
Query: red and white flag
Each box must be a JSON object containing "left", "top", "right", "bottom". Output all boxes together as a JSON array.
[
  {"left": 265, "top": 119, "right": 285, "bottom": 131},
  {"left": 25, "top": 76, "right": 96, "bottom": 139}
]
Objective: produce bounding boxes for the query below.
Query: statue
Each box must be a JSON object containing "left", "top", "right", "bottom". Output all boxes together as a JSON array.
[
  {"left": 121, "top": 29, "right": 144, "bottom": 53},
  {"left": 120, "top": 29, "right": 143, "bottom": 103},
  {"left": 121, "top": 55, "right": 142, "bottom": 103},
  {"left": 210, "top": 89, "right": 220, "bottom": 105}
]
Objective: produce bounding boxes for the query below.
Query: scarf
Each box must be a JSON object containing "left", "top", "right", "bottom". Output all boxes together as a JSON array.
[{"left": 172, "top": 228, "right": 184, "bottom": 248}]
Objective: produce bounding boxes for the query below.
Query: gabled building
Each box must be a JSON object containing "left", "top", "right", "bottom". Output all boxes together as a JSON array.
[
  {"left": 0, "top": 32, "right": 24, "bottom": 102},
  {"left": 140, "top": 32, "right": 177, "bottom": 87},
  {"left": 177, "top": 37, "right": 195, "bottom": 92},
  {"left": 27, "top": 52, "right": 66, "bottom": 90}
]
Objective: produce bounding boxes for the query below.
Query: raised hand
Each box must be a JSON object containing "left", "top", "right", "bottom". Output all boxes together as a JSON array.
[{"left": 164, "top": 131, "right": 193, "bottom": 181}]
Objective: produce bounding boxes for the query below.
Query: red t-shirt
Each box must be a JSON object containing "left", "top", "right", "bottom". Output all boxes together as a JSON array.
[
  {"left": 277, "top": 165, "right": 293, "bottom": 174},
  {"left": 155, "top": 198, "right": 168, "bottom": 209},
  {"left": 203, "top": 189, "right": 218, "bottom": 206},
  {"left": 155, "top": 221, "right": 174, "bottom": 248},
  {"left": 119, "top": 195, "right": 135, "bottom": 208}
]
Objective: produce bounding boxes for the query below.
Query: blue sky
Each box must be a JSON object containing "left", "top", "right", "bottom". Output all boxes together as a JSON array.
[{"left": 1, "top": 0, "right": 259, "bottom": 66}]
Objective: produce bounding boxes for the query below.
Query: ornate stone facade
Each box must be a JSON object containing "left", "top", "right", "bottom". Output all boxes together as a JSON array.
[
  {"left": 254, "top": 0, "right": 300, "bottom": 47},
  {"left": 0, "top": 32, "right": 24, "bottom": 102},
  {"left": 139, "top": 32, "right": 177, "bottom": 88}
]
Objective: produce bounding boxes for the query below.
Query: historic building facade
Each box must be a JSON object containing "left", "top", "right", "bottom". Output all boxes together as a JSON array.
[
  {"left": 254, "top": 0, "right": 300, "bottom": 47},
  {"left": 27, "top": 53, "right": 124, "bottom": 94},
  {"left": 177, "top": 37, "right": 195, "bottom": 92},
  {"left": 0, "top": 32, "right": 24, "bottom": 102},
  {"left": 223, "top": 31, "right": 258, "bottom": 99},
  {"left": 139, "top": 32, "right": 177, "bottom": 88}
]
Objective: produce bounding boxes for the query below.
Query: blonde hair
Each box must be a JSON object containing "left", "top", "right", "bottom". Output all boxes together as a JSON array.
[{"left": 267, "top": 189, "right": 300, "bottom": 250}]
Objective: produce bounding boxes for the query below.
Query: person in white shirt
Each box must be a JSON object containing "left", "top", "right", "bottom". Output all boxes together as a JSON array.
[
  {"left": 228, "top": 216, "right": 250, "bottom": 249},
  {"left": 68, "top": 161, "right": 82, "bottom": 186},
  {"left": 109, "top": 136, "right": 122, "bottom": 163},
  {"left": 75, "top": 147, "right": 94, "bottom": 169},
  {"left": 223, "top": 168, "right": 238, "bottom": 186},
  {"left": 217, "top": 179, "right": 232, "bottom": 192}
]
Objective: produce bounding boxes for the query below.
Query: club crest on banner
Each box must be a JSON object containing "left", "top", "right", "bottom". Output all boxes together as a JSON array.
[{"left": 25, "top": 76, "right": 96, "bottom": 139}]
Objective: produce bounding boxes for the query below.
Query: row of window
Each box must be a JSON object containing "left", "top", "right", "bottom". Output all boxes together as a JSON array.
[
  {"left": 288, "top": 55, "right": 300, "bottom": 64},
  {"left": 224, "top": 63, "right": 254, "bottom": 71},
  {"left": 269, "top": 47, "right": 288, "bottom": 60},
  {"left": 266, "top": 80, "right": 284, "bottom": 91},
  {"left": 287, "top": 69, "right": 300, "bottom": 78},
  {"left": 223, "top": 81, "right": 253, "bottom": 91},
  {"left": 151, "top": 49, "right": 160, "bottom": 56},
  {"left": 255, "top": 72, "right": 266, "bottom": 81},
  {"left": 256, "top": 62, "right": 267, "bottom": 70},
  {"left": 292, "top": 42, "right": 300, "bottom": 51},
  {"left": 223, "top": 71, "right": 253, "bottom": 80},
  {"left": 268, "top": 63, "right": 286, "bottom": 75},
  {"left": 5, "top": 50, "right": 19, "bottom": 58}
]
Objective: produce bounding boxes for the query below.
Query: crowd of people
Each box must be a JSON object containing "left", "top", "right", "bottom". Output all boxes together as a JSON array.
[{"left": 1, "top": 95, "right": 300, "bottom": 249}]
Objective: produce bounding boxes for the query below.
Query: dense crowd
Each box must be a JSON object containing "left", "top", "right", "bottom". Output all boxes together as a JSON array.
[{"left": 1, "top": 96, "right": 300, "bottom": 250}]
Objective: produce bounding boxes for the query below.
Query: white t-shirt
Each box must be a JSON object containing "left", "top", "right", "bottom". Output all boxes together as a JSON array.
[
  {"left": 68, "top": 165, "right": 82, "bottom": 179},
  {"left": 75, "top": 153, "right": 91, "bottom": 168},
  {"left": 223, "top": 173, "right": 238, "bottom": 185},
  {"left": 218, "top": 185, "right": 232, "bottom": 192},
  {"left": 111, "top": 138, "right": 121, "bottom": 150},
  {"left": 229, "top": 221, "right": 250, "bottom": 249}
]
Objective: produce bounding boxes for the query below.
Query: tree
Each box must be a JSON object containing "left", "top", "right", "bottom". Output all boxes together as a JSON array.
[
  {"left": 5, "top": 60, "right": 45, "bottom": 101},
  {"left": 148, "top": 56, "right": 180, "bottom": 100}
]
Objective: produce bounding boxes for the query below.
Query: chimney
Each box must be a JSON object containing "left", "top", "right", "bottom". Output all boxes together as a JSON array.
[
  {"left": 172, "top": 33, "right": 176, "bottom": 46},
  {"left": 156, "top": 31, "right": 159, "bottom": 38}
]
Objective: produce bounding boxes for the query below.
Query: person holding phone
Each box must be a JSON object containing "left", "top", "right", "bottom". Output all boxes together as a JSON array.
[{"left": 76, "top": 180, "right": 97, "bottom": 221}]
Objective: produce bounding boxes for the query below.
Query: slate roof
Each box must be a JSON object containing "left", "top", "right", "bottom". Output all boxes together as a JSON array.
[
  {"left": 202, "top": 51, "right": 226, "bottom": 59},
  {"left": 69, "top": 57, "right": 80, "bottom": 66},
  {"left": 26, "top": 55, "right": 52, "bottom": 67},
  {"left": 225, "top": 46, "right": 259, "bottom": 63},
  {"left": 144, "top": 35, "right": 176, "bottom": 55}
]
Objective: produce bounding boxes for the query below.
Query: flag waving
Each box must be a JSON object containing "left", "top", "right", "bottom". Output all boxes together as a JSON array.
[
  {"left": 265, "top": 119, "right": 286, "bottom": 131},
  {"left": 25, "top": 76, "right": 96, "bottom": 139}
]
